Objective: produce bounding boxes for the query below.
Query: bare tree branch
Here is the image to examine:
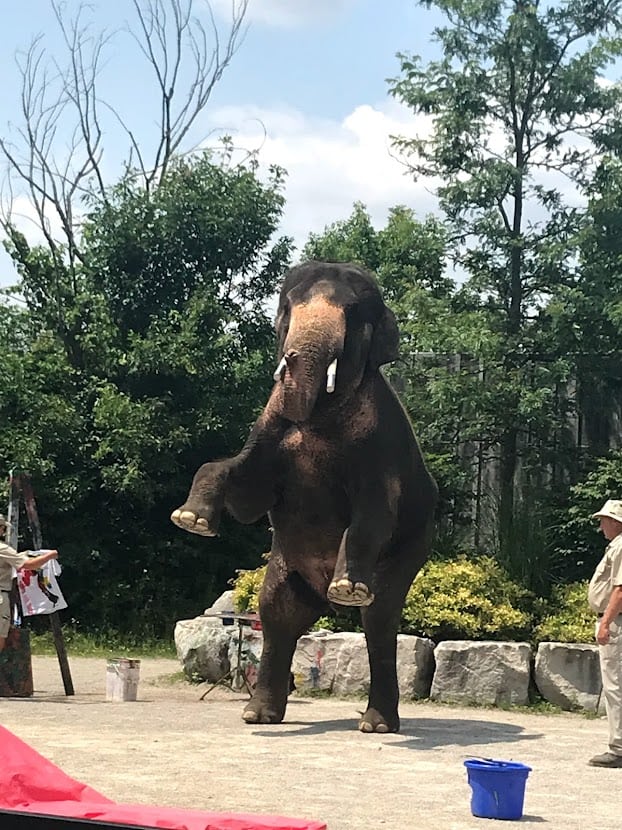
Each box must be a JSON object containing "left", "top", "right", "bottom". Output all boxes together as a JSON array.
[
  {"left": 128, "top": 0, "right": 250, "bottom": 187},
  {"left": 0, "top": 0, "right": 251, "bottom": 279}
]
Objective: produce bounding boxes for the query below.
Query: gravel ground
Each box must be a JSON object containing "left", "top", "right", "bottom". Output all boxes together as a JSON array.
[{"left": 1, "top": 655, "right": 619, "bottom": 830}]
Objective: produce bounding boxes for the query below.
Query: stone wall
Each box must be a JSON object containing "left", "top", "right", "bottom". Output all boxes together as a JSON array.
[{"left": 174, "top": 612, "right": 604, "bottom": 713}]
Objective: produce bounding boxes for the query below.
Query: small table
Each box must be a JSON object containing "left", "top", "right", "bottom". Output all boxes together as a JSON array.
[{"left": 198, "top": 612, "right": 261, "bottom": 700}]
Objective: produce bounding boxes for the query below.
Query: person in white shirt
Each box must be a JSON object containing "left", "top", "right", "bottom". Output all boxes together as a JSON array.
[
  {"left": 0, "top": 514, "right": 59, "bottom": 652},
  {"left": 587, "top": 499, "right": 622, "bottom": 768}
]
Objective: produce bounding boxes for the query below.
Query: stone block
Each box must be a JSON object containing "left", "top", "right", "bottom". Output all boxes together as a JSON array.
[
  {"left": 292, "top": 631, "right": 435, "bottom": 698},
  {"left": 534, "top": 642, "right": 604, "bottom": 713},
  {"left": 430, "top": 641, "right": 531, "bottom": 706},
  {"left": 204, "top": 590, "right": 235, "bottom": 616},
  {"left": 174, "top": 617, "right": 232, "bottom": 682},
  {"left": 397, "top": 634, "right": 435, "bottom": 699},
  {"left": 227, "top": 627, "right": 264, "bottom": 690},
  {"left": 292, "top": 630, "right": 340, "bottom": 692}
]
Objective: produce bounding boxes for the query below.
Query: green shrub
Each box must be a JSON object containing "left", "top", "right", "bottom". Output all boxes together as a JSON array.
[
  {"left": 231, "top": 553, "right": 538, "bottom": 642},
  {"left": 401, "top": 555, "right": 533, "bottom": 642},
  {"left": 231, "top": 565, "right": 267, "bottom": 612},
  {"left": 533, "top": 581, "right": 595, "bottom": 644}
]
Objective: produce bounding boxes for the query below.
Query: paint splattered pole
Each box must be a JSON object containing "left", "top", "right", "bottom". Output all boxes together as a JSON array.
[{"left": 10, "top": 470, "right": 74, "bottom": 696}]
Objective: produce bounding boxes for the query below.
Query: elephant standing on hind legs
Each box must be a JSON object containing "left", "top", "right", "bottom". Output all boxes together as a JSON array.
[{"left": 172, "top": 261, "right": 437, "bottom": 733}]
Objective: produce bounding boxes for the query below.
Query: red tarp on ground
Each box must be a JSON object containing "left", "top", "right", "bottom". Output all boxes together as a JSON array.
[{"left": 0, "top": 726, "right": 326, "bottom": 830}]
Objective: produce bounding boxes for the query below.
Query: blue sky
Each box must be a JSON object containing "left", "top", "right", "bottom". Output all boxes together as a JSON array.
[{"left": 0, "top": 0, "right": 445, "bottom": 288}]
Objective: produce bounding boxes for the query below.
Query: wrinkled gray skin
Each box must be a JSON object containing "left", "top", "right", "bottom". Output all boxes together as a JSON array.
[{"left": 172, "top": 261, "right": 437, "bottom": 733}]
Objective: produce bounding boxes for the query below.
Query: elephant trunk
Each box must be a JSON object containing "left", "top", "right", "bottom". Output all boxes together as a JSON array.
[{"left": 275, "top": 299, "right": 345, "bottom": 423}]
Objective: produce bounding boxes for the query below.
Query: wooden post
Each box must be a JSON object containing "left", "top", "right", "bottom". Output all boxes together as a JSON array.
[
  {"left": 19, "top": 473, "right": 75, "bottom": 696},
  {"left": 7, "top": 470, "right": 23, "bottom": 627}
]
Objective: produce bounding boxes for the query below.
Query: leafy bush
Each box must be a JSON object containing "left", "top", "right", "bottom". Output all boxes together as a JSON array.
[
  {"left": 533, "top": 581, "right": 595, "bottom": 644},
  {"left": 401, "top": 555, "right": 534, "bottom": 642},
  {"left": 231, "top": 564, "right": 267, "bottom": 612},
  {"left": 231, "top": 553, "right": 534, "bottom": 642}
]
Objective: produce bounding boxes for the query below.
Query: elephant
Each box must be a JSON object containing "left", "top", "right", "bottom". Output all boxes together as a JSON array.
[{"left": 171, "top": 260, "right": 438, "bottom": 733}]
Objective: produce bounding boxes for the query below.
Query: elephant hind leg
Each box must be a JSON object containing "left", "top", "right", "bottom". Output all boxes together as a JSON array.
[
  {"left": 359, "top": 528, "right": 432, "bottom": 734},
  {"left": 359, "top": 708, "right": 394, "bottom": 734},
  {"left": 242, "top": 695, "right": 284, "bottom": 724},
  {"left": 243, "top": 565, "right": 327, "bottom": 725}
]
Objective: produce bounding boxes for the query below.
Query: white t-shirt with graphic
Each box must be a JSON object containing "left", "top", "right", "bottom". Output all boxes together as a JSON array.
[{"left": 17, "top": 554, "right": 68, "bottom": 616}]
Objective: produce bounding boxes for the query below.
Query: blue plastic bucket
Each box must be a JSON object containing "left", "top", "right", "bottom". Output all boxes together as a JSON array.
[{"left": 464, "top": 759, "right": 531, "bottom": 820}]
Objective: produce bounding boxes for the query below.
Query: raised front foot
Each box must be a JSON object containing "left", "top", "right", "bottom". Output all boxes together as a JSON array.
[
  {"left": 242, "top": 695, "right": 286, "bottom": 724},
  {"left": 358, "top": 707, "right": 399, "bottom": 734},
  {"left": 171, "top": 463, "right": 229, "bottom": 536},
  {"left": 327, "top": 578, "right": 374, "bottom": 607},
  {"left": 170, "top": 507, "right": 218, "bottom": 536}
]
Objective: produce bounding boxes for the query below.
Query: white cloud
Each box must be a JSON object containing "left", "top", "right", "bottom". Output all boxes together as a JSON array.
[
  {"left": 0, "top": 101, "right": 438, "bottom": 287},
  {"left": 210, "top": 0, "right": 358, "bottom": 28},
  {"left": 204, "top": 100, "right": 440, "bottom": 254}
]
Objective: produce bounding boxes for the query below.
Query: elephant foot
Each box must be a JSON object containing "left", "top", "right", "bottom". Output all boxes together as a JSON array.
[
  {"left": 327, "top": 578, "right": 374, "bottom": 607},
  {"left": 242, "top": 697, "right": 286, "bottom": 725},
  {"left": 358, "top": 707, "right": 399, "bottom": 734},
  {"left": 170, "top": 507, "right": 217, "bottom": 537}
]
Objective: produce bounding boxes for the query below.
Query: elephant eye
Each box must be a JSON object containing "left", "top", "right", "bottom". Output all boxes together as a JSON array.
[{"left": 276, "top": 304, "right": 290, "bottom": 337}]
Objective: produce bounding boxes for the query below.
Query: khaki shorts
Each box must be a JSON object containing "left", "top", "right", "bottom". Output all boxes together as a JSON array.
[{"left": 0, "top": 591, "right": 10, "bottom": 638}]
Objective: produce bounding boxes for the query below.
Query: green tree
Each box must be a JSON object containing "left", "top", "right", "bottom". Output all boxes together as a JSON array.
[
  {"left": 0, "top": 0, "right": 294, "bottom": 637},
  {"left": 389, "top": 0, "right": 622, "bottom": 565},
  {"left": 2, "top": 151, "right": 291, "bottom": 637},
  {"left": 549, "top": 157, "right": 622, "bottom": 456}
]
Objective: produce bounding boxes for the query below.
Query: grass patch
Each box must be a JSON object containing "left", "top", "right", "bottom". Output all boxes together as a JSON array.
[
  {"left": 27, "top": 626, "right": 176, "bottom": 658},
  {"left": 147, "top": 671, "right": 187, "bottom": 686}
]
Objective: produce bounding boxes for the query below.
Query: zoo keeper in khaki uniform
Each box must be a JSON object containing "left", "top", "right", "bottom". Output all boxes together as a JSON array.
[
  {"left": 588, "top": 499, "right": 622, "bottom": 768},
  {"left": 0, "top": 513, "right": 58, "bottom": 654}
]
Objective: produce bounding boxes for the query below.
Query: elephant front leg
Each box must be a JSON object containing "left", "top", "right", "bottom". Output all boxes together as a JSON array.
[
  {"left": 327, "top": 517, "right": 391, "bottom": 608},
  {"left": 171, "top": 461, "right": 229, "bottom": 536},
  {"left": 327, "top": 476, "right": 398, "bottom": 608},
  {"left": 172, "top": 398, "right": 287, "bottom": 535}
]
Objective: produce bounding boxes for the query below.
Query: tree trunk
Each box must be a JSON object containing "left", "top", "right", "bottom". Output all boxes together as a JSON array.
[{"left": 499, "top": 427, "right": 518, "bottom": 567}]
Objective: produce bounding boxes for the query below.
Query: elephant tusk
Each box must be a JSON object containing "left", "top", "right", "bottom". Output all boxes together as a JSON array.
[
  {"left": 273, "top": 357, "right": 287, "bottom": 382},
  {"left": 326, "top": 358, "right": 337, "bottom": 393}
]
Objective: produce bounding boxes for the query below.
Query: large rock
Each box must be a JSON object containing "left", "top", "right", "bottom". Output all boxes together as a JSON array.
[
  {"left": 291, "top": 630, "right": 341, "bottom": 693},
  {"left": 430, "top": 641, "right": 532, "bottom": 706},
  {"left": 397, "top": 634, "right": 436, "bottom": 699},
  {"left": 175, "top": 591, "right": 240, "bottom": 681},
  {"left": 292, "top": 631, "right": 435, "bottom": 698},
  {"left": 204, "top": 590, "right": 236, "bottom": 616},
  {"left": 534, "top": 642, "right": 605, "bottom": 713},
  {"left": 174, "top": 617, "right": 232, "bottom": 682},
  {"left": 227, "top": 627, "right": 264, "bottom": 691}
]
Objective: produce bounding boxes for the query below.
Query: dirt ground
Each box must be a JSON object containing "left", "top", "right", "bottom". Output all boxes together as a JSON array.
[{"left": 1, "top": 655, "right": 620, "bottom": 829}]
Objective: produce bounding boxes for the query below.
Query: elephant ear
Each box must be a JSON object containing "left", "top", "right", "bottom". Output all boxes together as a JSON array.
[{"left": 368, "top": 306, "right": 400, "bottom": 368}]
